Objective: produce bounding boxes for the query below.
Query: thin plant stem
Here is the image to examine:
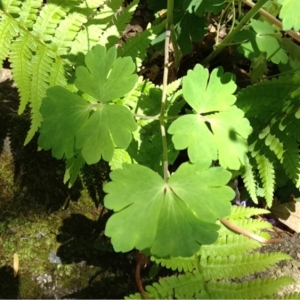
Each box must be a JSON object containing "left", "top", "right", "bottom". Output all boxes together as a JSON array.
[
  {"left": 202, "top": 0, "right": 269, "bottom": 66},
  {"left": 243, "top": 0, "right": 300, "bottom": 43},
  {"left": 160, "top": 0, "right": 174, "bottom": 181},
  {"left": 216, "top": 1, "right": 231, "bottom": 45}
]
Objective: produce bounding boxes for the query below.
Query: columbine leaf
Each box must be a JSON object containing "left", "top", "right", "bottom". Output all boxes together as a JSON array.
[
  {"left": 234, "top": 20, "right": 288, "bottom": 64},
  {"left": 168, "top": 64, "right": 252, "bottom": 169},
  {"left": 76, "top": 104, "right": 137, "bottom": 164},
  {"left": 278, "top": 0, "right": 300, "bottom": 31},
  {"left": 209, "top": 107, "right": 252, "bottom": 169},
  {"left": 39, "top": 86, "right": 137, "bottom": 164},
  {"left": 104, "top": 162, "right": 234, "bottom": 257},
  {"left": 168, "top": 114, "right": 217, "bottom": 164},
  {"left": 182, "top": 65, "right": 236, "bottom": 113},
  {"left": 75, "top": 44, "right": 138, "bottom": 103},
  {"left": 39, "top": 86, "right": 90, "bottom": 160}
]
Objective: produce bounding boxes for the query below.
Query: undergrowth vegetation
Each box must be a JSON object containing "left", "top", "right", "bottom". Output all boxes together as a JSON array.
[{"left": 1, "top": 0, "right": 300, "bottom": 298}]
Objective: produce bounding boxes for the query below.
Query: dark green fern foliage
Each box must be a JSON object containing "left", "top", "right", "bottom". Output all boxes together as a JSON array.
[
  {"left": 236, "top": 75, "right": 300, "bottom": 206},
  {"left": 127, "top": 206, "right": 294, "bottom": 299}
]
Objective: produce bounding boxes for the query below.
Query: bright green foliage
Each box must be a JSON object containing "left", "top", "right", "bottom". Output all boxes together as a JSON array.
[
  {"left": 237, "top": 75, "right": 300, "bottom": 204},
  {"left": 0, "top": 0, "right": 144, "bottom": 144},
  {"left": 168, "top": 65, "right": 252, "bottom": 170},
  {"left": 127, "top": 276, "right": 294, "bottom": 299},
  {"left": 278, "top": 0, "right": 300, "bottom": 31},
  {"left": 75, "top": 45, "right": 138, "bottom": 103},
  {"left": 38, "top": 45, "right": 138, "bottom": 165},
  {"left": 2, "top": 0, "right": 300, "bottom": 298},
  {"left": 104, "top": 162, "right": 234, "bottom": 257},
  {"left": 130, "top": 207, "right": 293, "bottom": 299}
]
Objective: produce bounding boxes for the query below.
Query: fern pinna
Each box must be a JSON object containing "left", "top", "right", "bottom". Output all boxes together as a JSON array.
[
  {"left": 236, "top": 75, "right": 300, "bottom": 206},
  {"left": 127, "top": 206, "right": 297, "bottom": 299},
  {"left": 0, "top": 0, "right": 151, "bottom": 144}
]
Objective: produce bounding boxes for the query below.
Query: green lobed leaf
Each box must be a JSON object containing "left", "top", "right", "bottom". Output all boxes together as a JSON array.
[
  {"left": 104, "top": 162, "right": 234, "bottom": 257},
  {"left": 235, "top": 20, "right": 288, "bottom": 64},
  {"left": 39, "top": 86, "right": 137, "bottom": 164},
  {"left": 278, "top": 0, "right": 300, "bottom": 31},
  {"left": 75, "top": 44, "right": 138, "bottom": 103},
  {"left": 168, "top": 65, "right": 252, "bottom": 169},
  {"left": 39, "top": 86, "right": 90, "bottom": 160}
]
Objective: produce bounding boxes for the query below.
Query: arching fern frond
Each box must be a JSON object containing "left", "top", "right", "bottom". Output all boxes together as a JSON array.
[
  {"left": 201, "top": 252, "right": 291, "bottom": 281},
  {"left": 255, "top": 153, "right": 275, "bottom": 207},
  {"left": 147, "top": 206, "right": 293, "bottom": 299},
  {"left": 111, "top": 0, "right": 139, "bottom": 36},
  {"left": 236, "top": 75, "right": 300, "bottom": 205},
  {"left": 0, "top": 15, "right": 19, "bottom": 66},
  {"left": 127, "top": 273, "right": 294, "bottom": 299},
  {"left": 208, "top": 277, "right": 294, "bottom": 299}
]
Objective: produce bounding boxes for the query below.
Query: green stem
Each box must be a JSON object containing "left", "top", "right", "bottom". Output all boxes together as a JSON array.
[
  {"left": 160, "top": 0, "right": 174, "bottom": 181},
  {"left": 202, "top": 0, "right": 268, "bottom": 66}
]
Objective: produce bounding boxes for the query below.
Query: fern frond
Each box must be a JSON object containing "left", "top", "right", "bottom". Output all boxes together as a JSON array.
[
  {"left": 151, "top": 255, "right": 197, "bottom": 273},
  {"left": 145, "top": 272, "right": 207, "bottom": 299},
  {"left": 0, "top": 15, "right": 19, "bottom": 66},
  {"left": 31, "top": 2, "right": 69, "bottom": 41},
  {"left": 201, "top": 233, "right": 261, "bottom": 256},
  {"left": 228, "top": 205, "right": 269, "bottom": 220},
  {"left": 237, "top": 75, "right": 300, "bottom": 206},
  {"left": 242, "top": 162, "right": 258, "bottom": 204},
  {"left": 18, "top": 0, "right": 42, "bottom": 29},
  {"left": 26, "top": 46, "right": 53, "bottom": 144},
  {"left": 282, "top": 137, "right": 300, "bottom": 188},
  {"left": 219, "top": 217, "right": 272, "bottom": 236},
  {"left": 112, "top": 0, "right": 138, "bottom": 36},
  {"left": 0, "top": 0, "right": 22, "bottom": 14},
  {"left": 48, "top": 58, "right": 67, "bottom": 87},
  {"left": 51, "top": 11, "right": 88, "bottom": 54},
  {"left": 265, "top": 132, "right": 285, "bottom": 161},
  {"left": 255, "top": 153, "right": 275, "bottom": 207},
  {"left": 201, "top": 252, "right": 291, "bottom": 281},
  {"left": 208, "top": 277, "right": 294, "bottom": 299},
  {"left": 9, "top": 33, "right": 35, "bottom": 114},
  {"left": 166, "top": 78, "right": 182, "bottom": 96},
  {"left": 118, "top": 28, "right": 154, "bottom": 68}
]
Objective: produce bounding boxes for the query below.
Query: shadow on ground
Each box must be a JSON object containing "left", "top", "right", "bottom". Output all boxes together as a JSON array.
[{"left": 0, "top": 266, "right": 19, "bottom": 299}]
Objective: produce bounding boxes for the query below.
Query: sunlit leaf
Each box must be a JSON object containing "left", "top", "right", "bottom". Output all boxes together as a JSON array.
[
  {"left": 278, "top": 0, "right": 300, "bottom": 31},
  {"left": 75, "top": 45, "right": 138, "bottom": 103},
  {"left": 104, "top": 162, "right": 234, "bottom": 257},
  {"left": 168, "top": 64, "right": 252, "bottom": 169}
]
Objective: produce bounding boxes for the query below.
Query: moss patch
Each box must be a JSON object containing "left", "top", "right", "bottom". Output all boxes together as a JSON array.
[{"left": 0, "top": 149, "right": 136, "bottom": 299}]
